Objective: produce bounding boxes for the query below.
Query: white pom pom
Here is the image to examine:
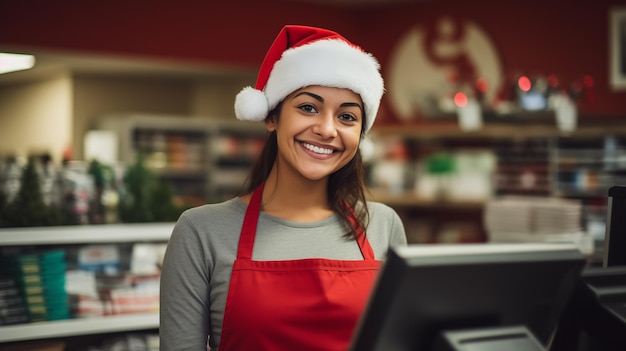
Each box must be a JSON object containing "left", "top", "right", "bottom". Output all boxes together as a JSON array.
[{"left": 234, "top": 86, "right": 269, "bottom": 122}]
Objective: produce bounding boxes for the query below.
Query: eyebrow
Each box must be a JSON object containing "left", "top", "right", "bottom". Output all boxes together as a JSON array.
[{"left": 293, "top": 91, "right": 363, "bottom": 109}]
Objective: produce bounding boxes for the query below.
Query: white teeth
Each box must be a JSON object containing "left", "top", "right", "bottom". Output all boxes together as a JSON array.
[{"left": 302, "top": 142, "right": 333, "bottom": 155}]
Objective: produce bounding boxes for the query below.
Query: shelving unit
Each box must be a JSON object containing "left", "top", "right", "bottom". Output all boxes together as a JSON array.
[
  {"left": 96, "top": 114, "right": 266, "bottom": 206},
  {"left": 0, "top": 223, "right": 173, "bottom": 246},
  {"left": 366, "top": 189, "right": 484, "bottom": 210},
  {"left": 0, "top": 313, "right": 159, "bottom": 343},
  {"left": 493, "top": 138, "right": 551, "bottom": 196},
  {"left": 0, "top": 223, "right": 174, "bottom": 346},
  {"left": 553, "top": 136, "right": 626, "bottom": 198},
  {"left": 205, "top": 120, "right": 267, "bottom": 202},
  {"left": 367, "top": 113, "right": 626, "bottom": 246}
]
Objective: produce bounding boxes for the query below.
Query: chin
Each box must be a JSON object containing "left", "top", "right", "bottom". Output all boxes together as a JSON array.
[
  {"left": 301, "top": 173, "right": 330, "bottom": 182},
  {"left": 298, "top": 168, "right": 334, "bottom": 181}
]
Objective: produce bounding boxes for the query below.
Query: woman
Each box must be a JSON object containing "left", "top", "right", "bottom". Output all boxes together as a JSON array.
[{"left": 160, "top": 25, "right": 407, "bottom": 351}]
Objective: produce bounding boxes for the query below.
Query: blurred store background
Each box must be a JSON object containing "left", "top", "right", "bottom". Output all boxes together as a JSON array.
[{"left": 1, "top": 0, "right": 625, "bottom": 349}]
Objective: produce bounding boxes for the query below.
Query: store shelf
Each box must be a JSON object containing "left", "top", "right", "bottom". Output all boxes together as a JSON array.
[
  {"left": 96, "top": 113, "right": 266, "bottom": 204},
  {"left": 366, "top": 189, "right": 484, "bottom": 210},
  {"left": 0, "top": 223, "right": 174, "bottom": 246},
  {"left": 0, "top": 313, "right": 159, "bottom": 343},
  {"left": 370, "top": 114, "right": 626, "bottom": 141},
  {"left": 367, "top": 115, "right": 626, "bottom": 244},
  {"left": 0, "top": 223, "right": 171, "bottom": 345}
]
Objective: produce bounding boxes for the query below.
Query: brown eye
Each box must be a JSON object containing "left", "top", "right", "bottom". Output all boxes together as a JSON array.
[
  {"left": 298, "top": 104, "right": 318, "bottom": 113},
  {"left": 338, "top": 113, "right": 357, "bottom": 122}
]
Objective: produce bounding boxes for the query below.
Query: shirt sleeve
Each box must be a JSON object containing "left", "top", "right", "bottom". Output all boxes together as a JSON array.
[
  {"left": 389, "top": 207, "right": 408, "bottom": 248},
  {"left": 160, "top": 213, "right": 211, "bottom": 350}
]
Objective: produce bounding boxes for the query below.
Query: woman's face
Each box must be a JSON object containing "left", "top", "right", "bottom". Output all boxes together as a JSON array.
[{"left": 266, "top": 85, "right": 364, "bottom": 181}]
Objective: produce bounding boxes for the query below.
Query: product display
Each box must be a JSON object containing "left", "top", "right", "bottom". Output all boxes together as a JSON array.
[
  {"left": 0, "top": 277, "right": 28, "bottom": 326},
  {"left": 0, "top": 250, "right": 69, "bottom": 323}
]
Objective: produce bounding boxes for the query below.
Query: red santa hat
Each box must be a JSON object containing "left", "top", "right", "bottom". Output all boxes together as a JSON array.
[{"left": 234, "top": 25, "right": 384, "bottom": 132}]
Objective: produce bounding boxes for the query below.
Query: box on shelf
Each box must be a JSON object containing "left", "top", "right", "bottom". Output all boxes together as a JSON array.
[{"left": 0, "top": 249, "right": 69, "bottom": 323}]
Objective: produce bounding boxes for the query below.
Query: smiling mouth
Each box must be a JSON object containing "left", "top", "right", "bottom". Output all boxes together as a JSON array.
[{"left": 301, "top": 142, "right": 335, "bottom": 155}]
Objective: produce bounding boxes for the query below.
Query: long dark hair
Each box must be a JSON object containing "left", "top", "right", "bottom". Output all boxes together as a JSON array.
[{"left": 242, "top": 103, "right": 370, "bottom": 239}]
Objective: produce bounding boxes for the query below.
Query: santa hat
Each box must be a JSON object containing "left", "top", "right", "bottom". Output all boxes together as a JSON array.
[{"left": 234, "top": 25, "right": 384, "bottom": 132}]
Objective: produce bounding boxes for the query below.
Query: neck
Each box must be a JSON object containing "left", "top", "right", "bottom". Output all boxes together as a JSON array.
[{"left": 259, "top": 165, "right": 332, "bottom": 222}]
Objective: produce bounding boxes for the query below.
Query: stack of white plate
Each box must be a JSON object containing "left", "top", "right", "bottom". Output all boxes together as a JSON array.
[
  {"left": 484, "top": 197, "right": 535, "bottom": 236},
  {"left": 484, "top": 196, "right": 585, "bottom": 247},
  {"left": 533, "top": 199, "right": 582, "bottom": 234}
]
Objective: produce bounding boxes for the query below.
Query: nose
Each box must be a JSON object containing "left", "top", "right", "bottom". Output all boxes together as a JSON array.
[{"left": 313, "top": 112, "right": 337, "bottom": 139}]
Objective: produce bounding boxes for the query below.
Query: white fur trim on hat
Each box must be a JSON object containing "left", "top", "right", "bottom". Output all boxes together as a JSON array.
[
  {"left": 235, "top": 38, "right": 384, "bottom": 131},
  {"left": 234, "top": 86, "right": 269, "bottom": 122},
  {"left": 268, "top": 39, "right": 383, "bottom": 131}
]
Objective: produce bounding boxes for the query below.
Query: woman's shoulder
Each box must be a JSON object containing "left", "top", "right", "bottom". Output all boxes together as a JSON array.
[
  {"left": 363, "top": 201, "right": 408, "bottom": 252},
  {"left": 179, "top": 197, "right": 245, "bottom": 224},
  {"left": 365, "top": 201, "right": 405, "bottom": 232},
  {"left": 365, "top": 200, "right": 399, "bottom": 218},
  {"left": 170, "top": 197, "right": 247, "bottom": 247}
]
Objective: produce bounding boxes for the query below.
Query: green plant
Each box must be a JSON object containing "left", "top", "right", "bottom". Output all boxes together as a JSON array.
[
  {"left": 2, "top": 157, "right": 58, "bottom": 227},
  {"left": 0, "top": 189, "right": 7, "bottom": 226},
  {"left": 118, "top": 158, "right": 186, "bottom": 223}
]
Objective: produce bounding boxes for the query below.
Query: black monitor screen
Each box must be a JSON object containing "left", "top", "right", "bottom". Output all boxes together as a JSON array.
[
  {"left": 604, "top": 185, "right": 626, "bottom": 267},
  {"left": 349, "top": 243, "right": 586, "bottom": 351}
]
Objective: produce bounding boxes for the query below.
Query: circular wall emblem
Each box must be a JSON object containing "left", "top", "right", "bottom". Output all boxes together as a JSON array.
[{"left": 387, "top": 17, "right": 504, "bottom": 120}]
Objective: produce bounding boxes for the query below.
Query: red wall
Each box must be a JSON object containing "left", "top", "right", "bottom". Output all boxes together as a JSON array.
[
  {"left": 1, "top": 0, "right": 624, "bottom": 125},
  {"left": 362, "top": 0, "right": 626, "bottom": 124},
  {"left": 0, "top": 0, "right": 364, "bottom": 69}
]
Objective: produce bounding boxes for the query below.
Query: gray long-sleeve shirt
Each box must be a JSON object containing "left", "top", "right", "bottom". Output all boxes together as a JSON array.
[{"left": 159, "top": 197, "right": 407, "bottom": 351}]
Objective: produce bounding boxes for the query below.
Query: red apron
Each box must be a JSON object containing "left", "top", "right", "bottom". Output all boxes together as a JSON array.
[{"left": 219, "top": 184, "right": 381, "bottom": 351}]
